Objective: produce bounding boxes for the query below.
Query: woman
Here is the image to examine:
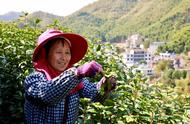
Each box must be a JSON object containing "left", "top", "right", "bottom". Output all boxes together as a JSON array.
[{"left": 24, "top": 29, "right": 116, "bottom": 124}]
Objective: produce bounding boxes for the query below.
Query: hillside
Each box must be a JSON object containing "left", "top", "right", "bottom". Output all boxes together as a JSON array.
[
  {"left": 111, "top": 0, "right": 190, "bottom": 41},
  {"left": 62, "top": 0, "right": 139, "bottom": 41},
  {"left": 1, "top": 0, "right": 190, "bottom": 45},
  {"left": 26, "top": 11, "right": 64, "bottom": 27},
  {"left": 0, "top": 11, "right": 21, "bottom": 21},
  {"left": 61, "top": 0, "right": 190, "bottom": 43}
]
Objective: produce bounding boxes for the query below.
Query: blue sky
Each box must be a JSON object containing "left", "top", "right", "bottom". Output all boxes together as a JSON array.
[{"left": 0, "top": 0, "right": 98, "bottom": 16}]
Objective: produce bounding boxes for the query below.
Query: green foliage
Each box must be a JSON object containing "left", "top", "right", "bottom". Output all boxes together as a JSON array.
[
  {"left": 163, "top": 69, "right": 188, "bottom": 80},
  {"left": 163, "top": 68, "right": 174, "bottom": 79},
  {"left": 77, "top": 37, "right": 190, "bottom": 123},
  {"left": 172, "top": 70, "right": 183, "bottom": 79},
  {"left": 0, "top": 22, "right": 189, "bottom": 124},
  {"left": 175, "top": 78, "right": 190, "bottom": 94},
  {"left": 158, "top": 25, "right": 190, "bottom": 53},
  {"left": 0, "top": 22, "right": 41, "bottom": 124},
  {"left": 154, "top": 60, "right": 173, "bottom": 76},
  {"left": 78, "top": 71, "right": 190, "bottom": 123},
  {"left": 59, "top": 0, "right": 190, "bottom": 44},
  {"left": 61, "top": 0, "right": 144, "bottom": 41}
]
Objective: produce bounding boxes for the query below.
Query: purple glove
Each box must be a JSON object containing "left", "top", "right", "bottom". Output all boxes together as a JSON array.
[{"left": 76, "top": 60, "right": 103, "bottom": 77}]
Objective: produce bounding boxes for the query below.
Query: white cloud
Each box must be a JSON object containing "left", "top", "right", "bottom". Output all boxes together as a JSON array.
[{"left": 0, "top": 0, "right": 97, "bottom": 16}]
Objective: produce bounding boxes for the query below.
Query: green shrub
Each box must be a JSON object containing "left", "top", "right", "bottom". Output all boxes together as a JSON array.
[{"left": 0, "top": 22, "right": 189, "bottom": 124}]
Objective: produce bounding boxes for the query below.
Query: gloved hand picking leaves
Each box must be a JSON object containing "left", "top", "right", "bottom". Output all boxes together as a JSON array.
[{"left": 97, "top": 75, "right": 117, "bottom": 95}]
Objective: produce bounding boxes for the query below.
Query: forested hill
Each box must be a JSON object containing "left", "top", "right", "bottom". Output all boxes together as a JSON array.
[
  {"left": 26, "top": 11, "right": 64, "bottom": 27},
  {"left": 1, "top": 0, "right": 190, "bottom": 44},
  {"left": 62, "top": 0, "right": 139, "bottom": 41},
  {"left": 0, "top": 11, "right": 21, "bottom": 21},
  {"left": 62, "top": 0, "right": 190, "bottom": 43}
]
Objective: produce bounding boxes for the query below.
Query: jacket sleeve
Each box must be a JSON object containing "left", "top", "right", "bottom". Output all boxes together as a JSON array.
[
  {"left": 81, "top": 78, "right": 107, "bottom": 103},
  {"left": 24, "top": 67, "right": 81, "bottom": 106}
]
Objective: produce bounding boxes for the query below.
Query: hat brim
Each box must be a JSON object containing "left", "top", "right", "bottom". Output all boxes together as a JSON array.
[{"left": 32, "top": 33, "right": 88, "bottom": 65}]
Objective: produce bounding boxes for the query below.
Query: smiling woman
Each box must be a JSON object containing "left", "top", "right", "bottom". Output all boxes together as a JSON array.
[
  {"left": 0, "top": 0, "right": 98, "bottom": 16},
  {"left": 45, "top": 38, "right": 71, "bottom": 72},
  {"left": 24, "top": 29, "right": 116, "bottom": 124}
]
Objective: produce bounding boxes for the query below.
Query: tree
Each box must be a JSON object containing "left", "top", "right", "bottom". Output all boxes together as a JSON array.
[
  {"left": 172, "top": 70, "right": 181, "bottom": 79},
  {"left": 164, "top": 68, "right": 174, "bottom": 79}
]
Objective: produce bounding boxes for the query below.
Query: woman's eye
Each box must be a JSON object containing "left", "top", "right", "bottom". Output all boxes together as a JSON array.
[
  {"left": 65, "top": 52, "right": 71, "bottom": 55},
  {"left": 56, "top": 51, "right": 62, "bottom": 54}
]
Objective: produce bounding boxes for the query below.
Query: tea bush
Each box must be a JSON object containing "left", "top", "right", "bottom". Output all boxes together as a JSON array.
[
  {"left": 0, "top": 22, "right": 41, "bottom": 123},
  {"left": 0, "top": 22, "right": 189, "bottom": 124},
  {"left": 78, "top": 39, "right": 190, "bottom": 124}
]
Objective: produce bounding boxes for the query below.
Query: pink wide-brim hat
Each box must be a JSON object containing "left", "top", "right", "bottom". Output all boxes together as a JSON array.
[{"left": 32, "top": 29, "right": 88, "bottom": 65}]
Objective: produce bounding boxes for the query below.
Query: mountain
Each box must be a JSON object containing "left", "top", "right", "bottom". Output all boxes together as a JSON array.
[
  {"left": 1, "top": 0, "right": 190, "bottom": 44},
  {"left": 111, "top": 0, "right": 190, "bottom": 42},
  {"left": 0, "top": 11, "right": 65, "bottom": 27},
  {"left": 62, "top": 0, "right": 139, "bottom": 41},
  {"left": 61, "top": 0, "right": 190, "bottom": 43},
  {"left": 26, "top": 11, "right": 64, "bottom": 27},
  {"left": 0, "top": 11, "right": 21, "bottom": 21}
]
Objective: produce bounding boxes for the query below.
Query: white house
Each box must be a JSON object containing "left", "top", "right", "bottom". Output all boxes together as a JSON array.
[
  {"left": 135, "top": 64, "right": 154, "bottom": 76},
  {"left": 159, "top": 51, "right": 176, "bottom": 60},
  {"left": 124, "top": 48, "right": 152, "bottom": 66}
]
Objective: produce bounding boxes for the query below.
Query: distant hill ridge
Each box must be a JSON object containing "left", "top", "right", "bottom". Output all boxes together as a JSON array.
[
  {"left": 0, "top": 11, "right": 21, "bottom": 21},
  {"left": 26, "top": 11, "right": 64, "bottom": 27},
  {"left": 1, "top": 0, "right": 190, "bottom": 43},
  {"left": 62, "top": 0, "right": 190, "bottom": 42}
]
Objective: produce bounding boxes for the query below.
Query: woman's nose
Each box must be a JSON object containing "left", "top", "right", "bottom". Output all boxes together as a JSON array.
[
  {"left": 61, "top": 54, "right": 69, "bottom": 61},
  {"left": 60, "top": 54, "right": 65, "bottom": 60}
]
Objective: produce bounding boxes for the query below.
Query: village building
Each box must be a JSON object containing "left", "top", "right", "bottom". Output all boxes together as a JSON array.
[
  {"left": 124, "top": 48, "right": 152, "bottom": 66},
  {"left": 135, "top": 64, "right": 154, "bottom": 76}
]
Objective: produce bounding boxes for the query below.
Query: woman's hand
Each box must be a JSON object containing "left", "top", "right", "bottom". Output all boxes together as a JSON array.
[
  {"left": 97, "top": 76, "right": 117, "bottom": 93},
  {"left": 76, "top": 60, "right": 103, "bottom": 77}
]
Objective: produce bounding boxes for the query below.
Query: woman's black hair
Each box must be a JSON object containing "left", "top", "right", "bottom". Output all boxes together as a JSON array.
[{"left": 44, "top": 38, "right": 66, "bottom": 58}]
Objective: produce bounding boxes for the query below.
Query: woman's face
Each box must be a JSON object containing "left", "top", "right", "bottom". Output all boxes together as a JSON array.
[{"left": 47, "top": 39, "right": 71, "bottom": 72}]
